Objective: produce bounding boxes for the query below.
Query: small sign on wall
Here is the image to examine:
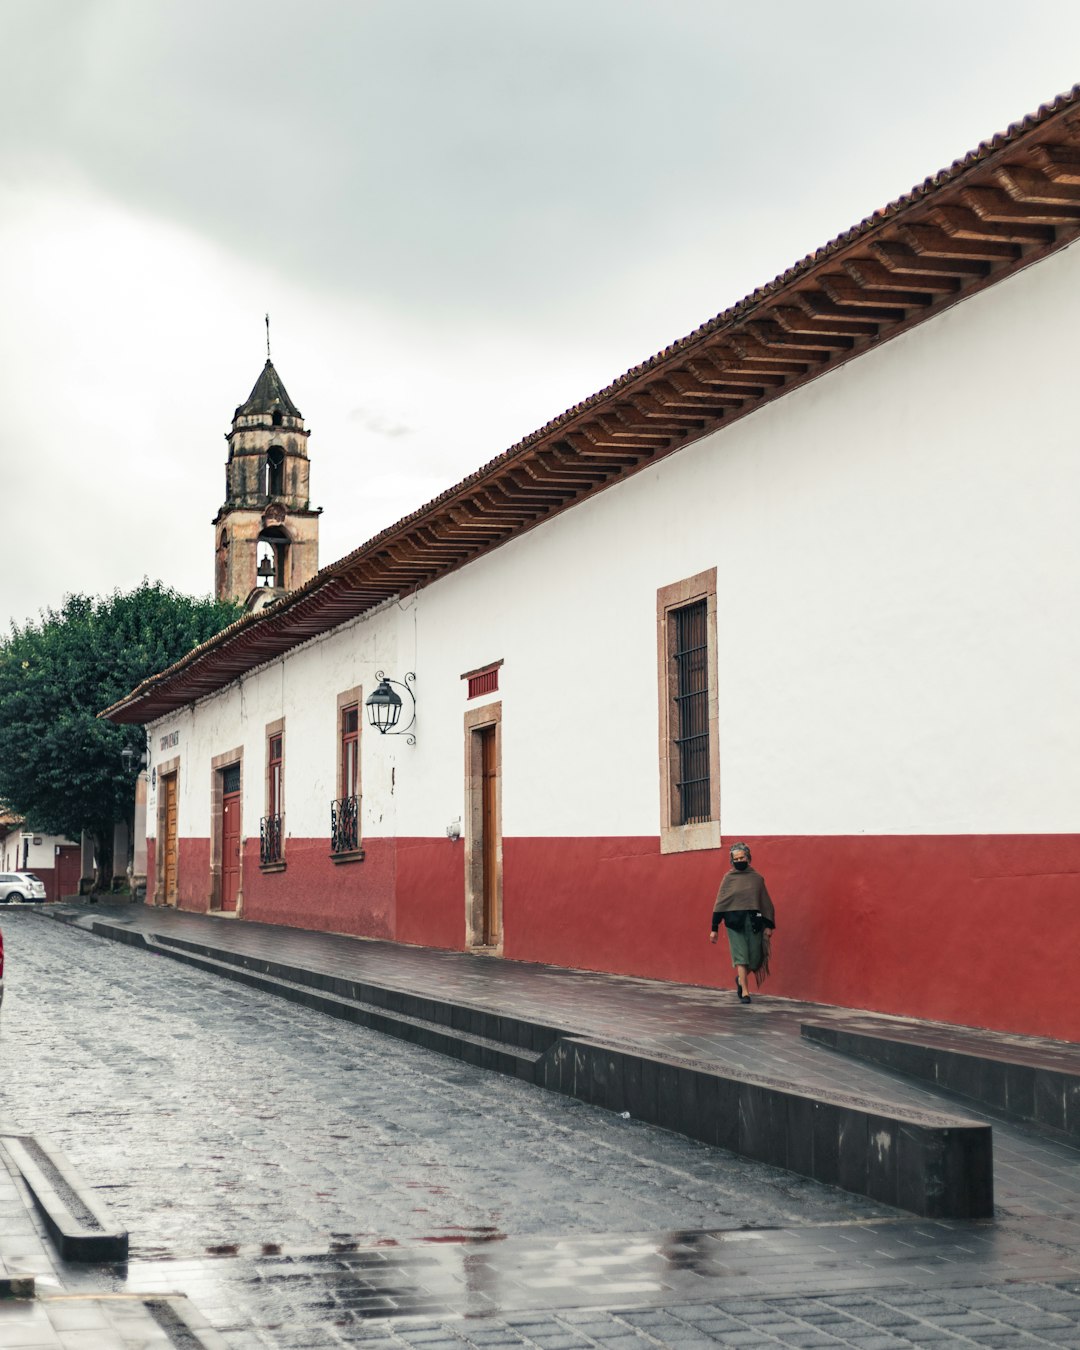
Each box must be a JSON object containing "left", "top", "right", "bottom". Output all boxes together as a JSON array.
[{"left": 160, "top": 730, "right": 180, "bottom": 751}]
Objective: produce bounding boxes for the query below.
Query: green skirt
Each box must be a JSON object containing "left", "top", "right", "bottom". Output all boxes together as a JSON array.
[{"left": 726, "top": 919, "right": 763, "bottom": 971}]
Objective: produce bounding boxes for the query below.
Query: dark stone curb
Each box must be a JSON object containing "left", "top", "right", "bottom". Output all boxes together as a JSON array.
[
  {"left": 0, "top": 1134, "right": 129, "bottom": 1261},
  {"left": 142, "top": 1293, "right": 232, "bottom": 1348},
  {"left": 57, "top": 913, "right": 993, "bottom": 1220},
  {"left": 803, "top": 1021, "right": 1080, "bottom": 1144},
  {"left": 538, "top": 1037, "right": 993, "bottom": 1220},
  {"left": 0, "top": 1268, "right": 35, "bottom": 1299}
]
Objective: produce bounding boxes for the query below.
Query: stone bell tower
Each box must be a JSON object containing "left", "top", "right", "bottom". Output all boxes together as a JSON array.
[{"left": 213, "top": 359, "right": 321, "bottom": 609}]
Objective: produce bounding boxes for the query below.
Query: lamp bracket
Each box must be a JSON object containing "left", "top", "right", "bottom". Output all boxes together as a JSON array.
[{"left": 374, "top": 670, "right": 417, "bottom": 745}]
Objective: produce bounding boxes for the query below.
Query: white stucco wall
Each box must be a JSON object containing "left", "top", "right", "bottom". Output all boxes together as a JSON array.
[
  {"left": 146, "top": 599, "right": 410, "bottom": 844},
  {"left": 149, "top": 235, "right": 1080, "bottom": 843},
  {"left": 1, "top": 832, "right": 75, "bottom": 872}
]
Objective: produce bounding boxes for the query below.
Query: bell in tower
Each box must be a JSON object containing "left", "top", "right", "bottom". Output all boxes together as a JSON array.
[{"left": 213, "top": 355, "right": 322, "bottom": 609}]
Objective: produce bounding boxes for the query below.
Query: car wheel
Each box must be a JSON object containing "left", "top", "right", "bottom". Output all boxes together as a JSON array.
[{"left": 7, "top": 892, "right": 24, "bottom": 904}]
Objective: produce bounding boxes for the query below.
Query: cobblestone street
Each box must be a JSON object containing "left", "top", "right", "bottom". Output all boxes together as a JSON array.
[
  {"left": 2, "top": 909, "right": 1080, "bottom": 1348},
  {"left": 0, "top": 914, "right": 891, "bottom": 1258}
]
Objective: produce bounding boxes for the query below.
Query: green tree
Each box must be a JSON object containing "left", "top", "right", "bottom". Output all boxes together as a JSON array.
[{"left": 0, "top": 582, "right": 242, "bottom": 887}]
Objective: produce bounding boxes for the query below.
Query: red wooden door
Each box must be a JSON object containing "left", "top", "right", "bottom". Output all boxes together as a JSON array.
[
  {"left": 54, "top": 845, "right": 81, "bottom": 901},
  {"left": 221, "top": 791, "right": 241, "bottom": 912}
]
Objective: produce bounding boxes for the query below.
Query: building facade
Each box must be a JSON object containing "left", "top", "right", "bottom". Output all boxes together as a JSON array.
[
  {"left": 0, "top": 816, "right": 80, "bottom": 901},
  {"left": 107, "top": 88, "right": 1080, "bottom": 1043}
]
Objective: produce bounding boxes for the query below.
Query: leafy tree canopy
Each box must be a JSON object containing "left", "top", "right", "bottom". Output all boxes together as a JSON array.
[{"left": 0, "top": 582, "right": 241, "bottom": 846}]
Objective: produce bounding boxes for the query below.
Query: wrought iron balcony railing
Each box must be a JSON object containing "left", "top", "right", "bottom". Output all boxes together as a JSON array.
[
  {"left": 330, "top": 795, "right": 359, "bottom": 855},
  {"left": 260, "top": 813, "right": 284, "bottom": 865}
]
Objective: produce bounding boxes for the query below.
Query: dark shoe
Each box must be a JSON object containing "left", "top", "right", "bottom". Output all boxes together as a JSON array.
[{"left": 739, "top": 993, "right": 752, "bottom": 1005}]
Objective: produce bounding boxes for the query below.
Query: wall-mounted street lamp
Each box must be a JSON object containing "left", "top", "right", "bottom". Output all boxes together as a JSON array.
[
  {"left": 120, "top": 745, "right": 147, "bottom": 776},
  {"left": 365, "top": 671, "right": 417, "bottom": 745}
]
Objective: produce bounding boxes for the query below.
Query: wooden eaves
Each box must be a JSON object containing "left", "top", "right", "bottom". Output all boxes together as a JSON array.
[{"left": 103, "top": 83, "right": 1080, "bottom": 725}]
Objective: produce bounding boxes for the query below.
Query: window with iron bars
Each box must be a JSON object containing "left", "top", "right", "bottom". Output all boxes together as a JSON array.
[
  {"left": 330, "top": 793, "right": 359, "bottom": 855},
  {"left": 261, "top": 732, "right": 284, "bottom": 864},
  {"left": 331, "top": 703, "right": 360, "bottom": 855},
  {"left": 260, "top": 813, "right": 283, "bottom": 866},
  {"left": 671, "top": 600, "right": 711, "bottom": 825}
]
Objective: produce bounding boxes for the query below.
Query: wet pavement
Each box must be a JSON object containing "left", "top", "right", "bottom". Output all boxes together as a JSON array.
[{"left": 0, "top": 902, "right": 1079, "bottom": 1347}]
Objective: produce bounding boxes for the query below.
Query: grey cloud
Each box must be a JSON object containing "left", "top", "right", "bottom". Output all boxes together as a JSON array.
[
  {"left": 348, "top": 407, "right": 412, "bottom": 439},
  {"left": 6, "top": 0, "right": 1067, "bottom": 336}
]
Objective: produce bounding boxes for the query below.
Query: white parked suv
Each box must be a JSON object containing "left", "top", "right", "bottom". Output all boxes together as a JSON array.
[{"left": 0, "top": 872, "right": 47, "bottom": 903}]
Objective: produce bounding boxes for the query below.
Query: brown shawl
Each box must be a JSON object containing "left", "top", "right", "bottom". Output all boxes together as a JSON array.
[{"left": 711, "top": 867, "right": 776, "bottom": 924}]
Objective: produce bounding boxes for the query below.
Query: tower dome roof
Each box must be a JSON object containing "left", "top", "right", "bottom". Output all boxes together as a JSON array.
[{"left": 235, "top": 360, "right": 302, "bottom": 419}]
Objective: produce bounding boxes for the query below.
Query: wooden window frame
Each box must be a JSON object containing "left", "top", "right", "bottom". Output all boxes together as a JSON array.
[
  {"left": 332, "top": 686, "right": 364, "bottom": 863},
  {"left": 657, "top": 569, "right": 721, "bottom": 854},
  {"left": 261, "top": 717, "right": 285, "bottom": 871}
]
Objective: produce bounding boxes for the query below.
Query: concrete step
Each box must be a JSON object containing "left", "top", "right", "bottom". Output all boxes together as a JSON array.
[
  {"left": 802, "top": 1020, "right": 1080, "bottom": 1144},
  {"left": 122, "top": 929, "right": 546, "bottom": 1080},
  {"left": 535, "top": 1035, "right": 994, "bottom": 1221}
]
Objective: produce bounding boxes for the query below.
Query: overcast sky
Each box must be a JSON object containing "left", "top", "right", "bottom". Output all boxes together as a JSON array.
[{"left": 2, "top": 1, "right": 1078, "bottom": 632}]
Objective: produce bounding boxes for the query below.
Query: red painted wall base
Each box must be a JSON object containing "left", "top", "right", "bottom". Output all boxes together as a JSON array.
[{"left": 153, "top": 830, "right": 1080, "bottom": 1044}]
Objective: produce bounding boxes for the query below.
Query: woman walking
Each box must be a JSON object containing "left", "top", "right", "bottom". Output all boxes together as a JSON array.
[{"left": 709, "top": 842, "right": 775, "bottom": 1004}]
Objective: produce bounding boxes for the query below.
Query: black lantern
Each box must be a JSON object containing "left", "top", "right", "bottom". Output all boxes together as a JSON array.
[
  {"left": 364, "top": 671, "right": 417, "bottom": 744},
  {"left": 365, "top": 678, "right": 402, "bottom": 732},
  {"left": 121, "top": 743, "right": 146, "bottom": 776}
]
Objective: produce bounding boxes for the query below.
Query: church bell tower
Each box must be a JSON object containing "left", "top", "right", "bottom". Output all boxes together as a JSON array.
[{"left": 213, "top": 358, "right": 321, "bottom": 609}]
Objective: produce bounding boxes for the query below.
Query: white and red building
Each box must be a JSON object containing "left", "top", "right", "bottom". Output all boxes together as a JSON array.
[
  {"left": 0, "top": 815, "right": 81, "bottom": 901},
  {"left": 106, "top": 87, "right": 1080, "bottom": 1043}
]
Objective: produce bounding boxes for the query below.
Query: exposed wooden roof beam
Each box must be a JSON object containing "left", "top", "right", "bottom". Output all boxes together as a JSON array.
[
  {"left": 683, "top": 356, "right": 774, "bottom": 395},
  {"left": 869, "top": 241, "right": 992, "bottom": 277},
  {"left": 898, "top": 224, "right": 1020, "bottom": 262},
  {"left": 594, "top": 408, "right": 677, "bottom": 442},
  {"left": 996, "top": 164, "right": 1080, "bottom": 205},
  {"left": 959, "top": 185, "right": 1080, "bottom": 226},
  {"left": 745, "top": 320, "right": 849, "bottom": 354},
  {"left": 814, "top": 274, "right": 924, "bottom": 312},
  {"left": 564, "top": 431, "right": 649, "bottom": 464},
  {"left": 627, "top": 393, "right": 708, "bottom": 426},
  {"left": 928, "top": 204, "right": 1054, "bottom": 245},
  {"left": 696, "top": 346, "right": 789, "bottom": 384},
  {"left": 778, "top": 300, "right": 882, "bottom": 334},
  {"left": 1029, "top": 143, "right": 1080, "bottom": 183},
  {"left": 842, "top": 257, "right": 962, "bottom": 293},
  {"left": 578, "top": 416, "right": 665, "bottom": 449},
  {"left": 727, "top": 337, "right": 813, "bottom": 374},
  {"left": 647, "top": 377, "right": 741, "bottom": 413}
]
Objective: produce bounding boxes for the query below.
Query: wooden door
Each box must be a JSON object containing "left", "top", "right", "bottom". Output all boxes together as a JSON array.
[
  {"left": 480, "top": 725, "right": 500, "bottom": 946},
  {"left": 162, "top": 774, "right": 178, "bottom": 904},
  {"left": 221, "top": 791, "right": 241, "bottom": 912},
  {"left": 54, "top": 845, "right": 81, "bottom": 902}
]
